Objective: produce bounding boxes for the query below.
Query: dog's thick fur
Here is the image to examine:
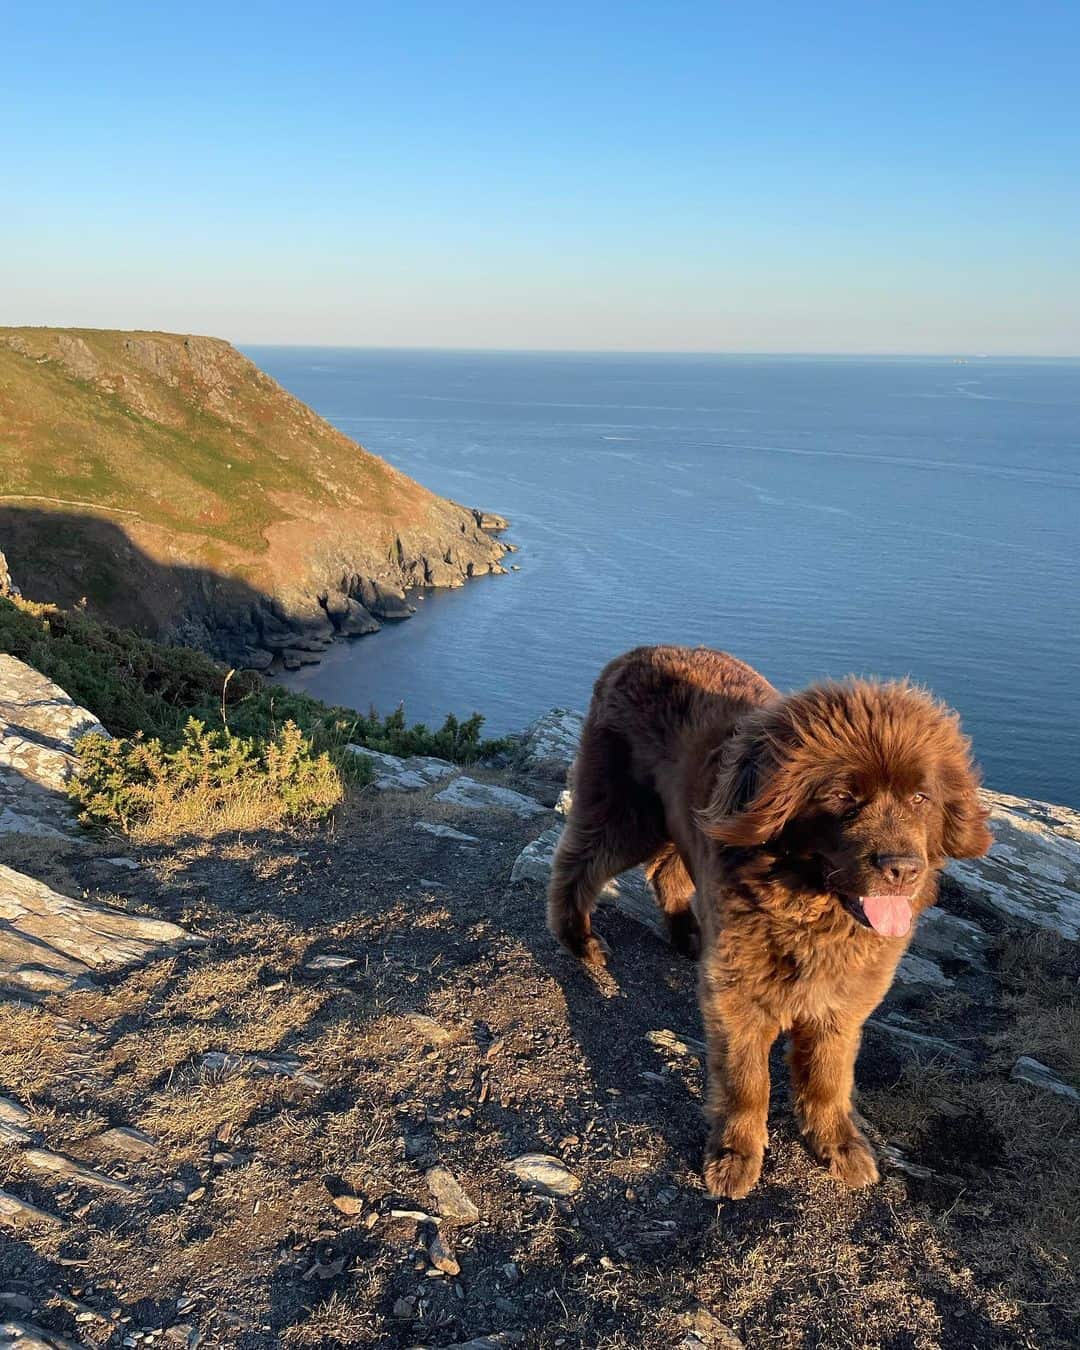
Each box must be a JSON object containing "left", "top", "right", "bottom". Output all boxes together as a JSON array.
[{"left": 547, "top": 646, "right": 992, "bottom": 1198}]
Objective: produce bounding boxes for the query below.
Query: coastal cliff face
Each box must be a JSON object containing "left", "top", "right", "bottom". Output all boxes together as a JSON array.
[{"left": 0, "top": 328, "right": 509, "bottom": 665}]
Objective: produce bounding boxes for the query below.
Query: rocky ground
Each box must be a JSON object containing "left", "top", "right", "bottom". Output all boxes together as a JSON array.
[{"left": 1, "top": 669, "right": 1079, "bottom": 1349}]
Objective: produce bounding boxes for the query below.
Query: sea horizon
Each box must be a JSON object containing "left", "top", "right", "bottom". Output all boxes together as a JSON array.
[{"left": 247, "top": 345, "right": 1080, "bottom": 809}]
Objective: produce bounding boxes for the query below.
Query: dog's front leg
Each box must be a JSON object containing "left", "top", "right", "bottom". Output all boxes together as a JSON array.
[
  {"left": 700, "top": 978, "right": 778, "bottom": 1199},
  {"left": 789, "top": 1015, "right": 879, "bottom": 1188}
]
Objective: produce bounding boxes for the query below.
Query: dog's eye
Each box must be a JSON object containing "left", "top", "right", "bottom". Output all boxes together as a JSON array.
[
  {"left": 911, "top": 792, "right": 929, "bottom": 805},
  {"left": 829, "top": 789, "right": 855, "bottom": 804}
]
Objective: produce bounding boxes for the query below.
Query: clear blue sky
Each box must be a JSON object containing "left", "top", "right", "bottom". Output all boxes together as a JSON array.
[{"left": 3, "top": 1, "right": 1078, "bottom": 353}]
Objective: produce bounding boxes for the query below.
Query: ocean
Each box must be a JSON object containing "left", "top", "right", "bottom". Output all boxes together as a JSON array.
[{"left": 244, "top": 348, "right": 1080, "bottom": 808}]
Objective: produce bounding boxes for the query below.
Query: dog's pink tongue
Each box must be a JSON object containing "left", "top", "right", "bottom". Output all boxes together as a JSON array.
[{"left": 861, "top": 894, "right": 913, "bottom": 938}]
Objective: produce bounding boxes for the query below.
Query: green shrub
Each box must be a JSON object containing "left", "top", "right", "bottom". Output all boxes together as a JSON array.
[
  {"left": 0, "top": 593, "right": 510, "bottom": 838},
  {"left": 69, "top": 718, "right": 342, "bottom": 839},
  {"left": 0, "top": 595, "right": 508, "bottom": 764}
]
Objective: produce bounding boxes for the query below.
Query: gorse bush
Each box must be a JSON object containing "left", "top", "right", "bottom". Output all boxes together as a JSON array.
[
  {"left": 0, "top": 593, "right": 509, "bottom": 838},
  {"left": 346, "top": 706, "right": 505, "bottom": 761},
  {"left": 70, "top": 719, "right": 342, "bottom": 840}
]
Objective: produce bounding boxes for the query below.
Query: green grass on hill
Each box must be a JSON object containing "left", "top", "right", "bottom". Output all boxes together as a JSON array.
[{"left": 0, "top": 327, "right": 411, "bottom": 553}]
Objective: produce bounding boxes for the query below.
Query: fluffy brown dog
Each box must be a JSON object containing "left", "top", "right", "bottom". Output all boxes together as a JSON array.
[{"left": 547, "top": 645, "right": 992, "bottom": 1198}]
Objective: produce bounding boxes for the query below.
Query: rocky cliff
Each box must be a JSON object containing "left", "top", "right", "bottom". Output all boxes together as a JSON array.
[{"left": 0, "top": 328, "right": 510, "bottom": 667}]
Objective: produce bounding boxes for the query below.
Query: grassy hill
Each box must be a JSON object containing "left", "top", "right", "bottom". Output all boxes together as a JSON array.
[{"left": 0, "top": 328, "right": 506, "bottom": 655}]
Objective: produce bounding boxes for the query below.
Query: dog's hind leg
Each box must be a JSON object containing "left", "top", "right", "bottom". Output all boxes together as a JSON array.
[
  {"left": 645, "top": 845, "right": 700, "bottom": 959},
  {"left": 546, "top": 734, "right": 665, "bottom": 967}
]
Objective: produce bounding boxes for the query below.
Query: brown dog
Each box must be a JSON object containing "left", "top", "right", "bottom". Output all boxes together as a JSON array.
[{"left": 547, "top": 646, "right": 992, "bottom": 1198}]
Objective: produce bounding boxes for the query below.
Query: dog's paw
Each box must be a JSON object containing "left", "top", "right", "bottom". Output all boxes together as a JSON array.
[
  {"left": 703, "top": 1146, "right": 762, "bottom": 1200},
  {"left": 580, "top": 932, "right": 610, "bottom": 968},
  {"left": 824, "top": 1134, "right": 880, "bottom": 1189}
]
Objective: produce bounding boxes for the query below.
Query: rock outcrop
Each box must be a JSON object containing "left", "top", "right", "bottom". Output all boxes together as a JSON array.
[
  {"left": 0, "top": 864, "right": 201, "bottom": 999},
  {"left": 0, "top": 655, "right": 108, "bottom": 839},
  {"left": 949, "top": 791, "right": 1080, "bottom": 940}
]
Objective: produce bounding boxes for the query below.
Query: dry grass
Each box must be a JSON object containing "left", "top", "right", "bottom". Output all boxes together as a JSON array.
[
  {"left": 125, "top": 780, "right": 337, "bottom": 843},
  {"left": 281, "top": 1291, "right": 378, "bottom": 1348},
  {"left": 0, "top": 1003, "right": 82, "bottom": 1097}
]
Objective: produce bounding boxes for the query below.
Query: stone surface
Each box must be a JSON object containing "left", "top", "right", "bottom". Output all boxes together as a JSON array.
[
  {"left": 503, "top": 1153, "right": 581, "bottom": 1197},
  {"left": 91, "top": 1126, "right": 158, "bottom": 1159},
  {"left": 0, "top": 1322, "right": 83, "bottom": 1350},
  {"left": 0, "top": 1115, "right": 32, "bottom": 1146},
  {"left": 893, "top": 950, "right": 950, "bottom": 993},
  {"left": 427, "top": 1230, "right": 461, "bottom": 1275},
  {"left": 304, "top": 953, "right": 356, "bottom": 971},
  {"left": 521, "top": 707, "right": 585, "bottom": 779},
  {"left": 0, "top": 1097, "right": 30, "bottom": 1125},
  {"left": 0, "top": 654, "right": 108, "bottom": 838},
  {"left": 415, "top": 821, "right": 481, "bottom": 843},
  {"left": 1010, "top": 1055, "right": 1080, "bottom": 1102},
  {"left": 0, "top": 864, "right": 202, "bottom": 999},
  {"left": 200, "top": 1050, "right": 325, "bottom": 1090},
  {"left": 346, "top": 746, "right": 457, "bottom": 792},
  {"left": 22, "top": 1147, "right": 135, "bottom": 1194},
  {"left": 435, "top": 777, "right": 547, "bottom": 818},
  {"left": 0, "top": 1190, "right": 62, "bottom": 1229},
  {"left": 406, "top": 1014, "right": 460, "bottom": 1046},
  {"left": 425, "top": 1164, "right": 480, "bottom": 1225},
  {"left": 910, "top": 905, "right": 992, "bottom": 966},
  {"left": 865, "top": 1017, "right": 975, "bottom": 1068},
  {"left": 949, "top": 790, "right": 1080, "bottom": 940},
  {"left": 647, "top": 1028, "right": 707, "bottom": 1059}
]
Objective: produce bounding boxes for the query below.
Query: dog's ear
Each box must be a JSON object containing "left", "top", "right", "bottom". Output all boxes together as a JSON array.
[
  {"left": 940, "top": 759, "right": 993, "bottom": 859},
  {"left": 932, "top": 716, "right": 993, "bottom": 859},
  {"left": 696, "top": 720, "right": 801, "bottom": 847}
]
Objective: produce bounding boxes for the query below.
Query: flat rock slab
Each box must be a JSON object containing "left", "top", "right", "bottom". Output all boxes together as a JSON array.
[
  {"left": 1010, "top": 1055, "right": 1080, "bottom": 1102},
  {"left": 346, "top": 746, "right": 456, "bottom": 792},
  {"left": 0, "top": 654, "right": 108, "bottom": 839},
  {"left": 893, "top": 950, "right": 950, "bottom": 992},
  {"left": 0, "top": 1116, "right": 32, "bottom": 1146},
  {"left": 865, "top": 1017, "right": 975, "bottom": 1068},
  {"left": 0, "top": 1190, "right": 63, "bottom": 1230},
  {"left": 0, "top": 1321, "right": 84, "bottom": 1349},
  {"left": 910, "top": 905, "right": 992, "bottom": 966},
  {"left": 0, "top": 864, "right": 202, "bottom": 999},
  {"left": 504, "top": 1153, "right": 581, "bottom": 1197},
  {"left": 201, "top": 1050, "right": 325, "bottom": 1090},
  {"left": 22, "top": 1147, "right": 135, "bottom": 1194},
  {"left": 949, "top": 790, "right": 1080, "bottom": 941},
  {"left": 90, "top": 1126, "right": 158, "bottom": 1159},
  {"left": 436, "top": 777, "right": 547, "bottom": 818},
  {"left": 425, "top": 1164, "right": 480, "bottom": 1224},
  {"left": 521, "top": 707, "right": 585, "bottom": 780},
  {"left": 415, "top": 821, "right": 480, "bottom": 843},
  {"left": 0, "top": 1097, "right": 31, "bottom": 1125}
]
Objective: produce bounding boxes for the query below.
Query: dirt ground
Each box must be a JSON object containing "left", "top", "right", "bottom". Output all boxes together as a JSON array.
[{"left": 1, "top": 772, "right": 1077, "bottom": 1349}]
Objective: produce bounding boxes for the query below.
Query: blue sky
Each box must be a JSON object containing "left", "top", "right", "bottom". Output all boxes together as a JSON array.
[{"left": 3, "top": 1, "right": 1078, "bottom": 352}]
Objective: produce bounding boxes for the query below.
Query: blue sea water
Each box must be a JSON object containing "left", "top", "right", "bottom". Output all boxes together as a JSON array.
[{"left": 244, "top": 348, "right": 1080, "bottom": 808}]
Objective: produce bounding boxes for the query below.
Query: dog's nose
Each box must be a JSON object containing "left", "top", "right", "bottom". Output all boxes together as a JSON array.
[{"left": 873, "top": 854, "right": 923, "bottom": 889}]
